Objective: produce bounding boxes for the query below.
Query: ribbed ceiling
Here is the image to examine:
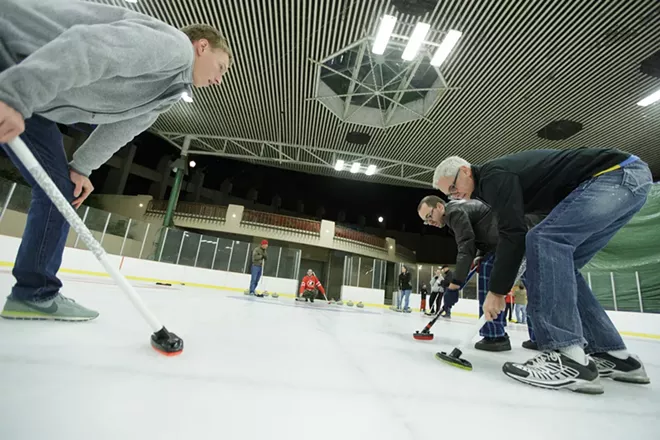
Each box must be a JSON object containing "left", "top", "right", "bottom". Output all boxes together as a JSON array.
[{"left": 92, "top": 0, "right": 660, "bottom": 187}]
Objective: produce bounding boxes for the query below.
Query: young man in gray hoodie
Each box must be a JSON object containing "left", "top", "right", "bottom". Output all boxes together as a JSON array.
[{"left": 0, "top": 0, "right": 233, "bottom": 321}]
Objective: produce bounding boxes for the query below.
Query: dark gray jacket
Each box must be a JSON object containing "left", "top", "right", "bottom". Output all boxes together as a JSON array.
[
  {"left": 444, "top": 200, "right": 543, "bottom": 285},
  {"left": 444, "top": 199, "right": 497, "bottom": 285}
]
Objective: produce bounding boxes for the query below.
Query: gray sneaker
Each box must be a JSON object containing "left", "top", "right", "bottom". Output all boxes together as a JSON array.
[{"left": 1, "top": 294, "right": 99, "bottom": 321}]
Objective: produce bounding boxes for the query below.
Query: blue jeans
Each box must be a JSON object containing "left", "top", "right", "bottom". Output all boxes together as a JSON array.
[
  {"left": 1, "top": 115, "right": 75, "bottom": 302},
  {"left": 249, "top": 264, "right": 263, "bottom": 293},
  {"left": 478, "top": 254, "right": 507, "bottom": 338},
  {"left": 515, "top": 304, "right": 527, "bottom": 324},
  {"left": 525, "top": 159, "right": 652, "bottom": 353},
  {"left": 398, "top": 289, "right": 411, "bottom": 309}
]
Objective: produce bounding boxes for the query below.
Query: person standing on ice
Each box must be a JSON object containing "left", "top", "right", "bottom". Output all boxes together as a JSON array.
[
  {"left": 298, "top": 269, "right": 325, "bottom": 303},
  {"left": 397, "top": 265, "right": 412, "bottom": 312},
  {"left": 433, "top": 149, "right": 652, "bottom": 393},
  {"left": 438, "top": 265, "right": 453, "bottom": 316},
  {"left": 428, "top": 268, "right": 443, "bottom": 315},
  {"left": 418, "top": 195, "right": 514, "bottom": 351},
  {"left": 249, "top": 240, "right": 268, "bottom": 297},
  {"left": 0, "top": 0, "right": 233, "bottom": 321},
  {"left": 419, "top": 283, "right": 429, "bottom": 313}
]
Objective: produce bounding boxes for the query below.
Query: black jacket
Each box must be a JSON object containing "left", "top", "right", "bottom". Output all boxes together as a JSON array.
[
  {"left": 398, "top": 271, "right": 412, "bottom": 290},
  {"left": 444, "top": 199, "right": 498, "bottom": 285},
  {"left": 470, "top": 148, "right": 630, "bottom": 295},
  {"left": 444, "top": 199, "right": 544, "bottom": 286},
  {"left": 440, "top": 270, "right": 453, "bottom": 289}
]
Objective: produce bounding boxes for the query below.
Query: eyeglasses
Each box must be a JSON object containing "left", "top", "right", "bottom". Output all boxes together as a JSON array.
[
  {"left": 447, "top": 169, "right": 460, "bottom": 195},
  {"left": 423, "top": 207, "right": 435, "bottom": 225}
]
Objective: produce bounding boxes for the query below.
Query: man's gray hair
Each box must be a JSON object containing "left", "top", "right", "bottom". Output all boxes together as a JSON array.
[{"left": 432, "top": 156, "right": 471, "bottom": 189}]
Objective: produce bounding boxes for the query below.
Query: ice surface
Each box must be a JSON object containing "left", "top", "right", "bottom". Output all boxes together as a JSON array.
[{"left": 0, "top": 271, "right": 658, "bottom": 440}]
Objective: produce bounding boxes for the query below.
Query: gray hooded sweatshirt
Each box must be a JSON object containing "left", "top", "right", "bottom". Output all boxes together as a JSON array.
[{"left": 0, "top": 0, "right": 194, "bottom": 176}]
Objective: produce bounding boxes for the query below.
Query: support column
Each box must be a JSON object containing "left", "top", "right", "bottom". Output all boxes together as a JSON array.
[
  {"left": 102, "top": 143, "right": 137, "bottom": 194},
  {"left": 186, "top": 169, "right": 205, "bottom": 202}
]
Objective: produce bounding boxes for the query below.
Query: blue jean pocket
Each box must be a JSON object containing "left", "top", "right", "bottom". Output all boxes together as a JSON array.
[{"left": 622, "top": 163, "right": 652, "bottom": 196}]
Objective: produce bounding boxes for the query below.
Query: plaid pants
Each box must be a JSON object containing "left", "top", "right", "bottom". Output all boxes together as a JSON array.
[{"left": 477, "top": 254, "right": 507, "bottom": 338}]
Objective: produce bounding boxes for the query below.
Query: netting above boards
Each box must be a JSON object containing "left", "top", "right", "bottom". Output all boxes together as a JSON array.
[{"left": 583, "top": 183, "right": 660, "bottom": 313}]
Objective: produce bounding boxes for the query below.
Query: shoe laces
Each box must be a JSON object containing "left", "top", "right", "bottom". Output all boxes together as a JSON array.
[
  {"left": 526, "top": 351, "right": 563, "bottom": 369},
  {"left": 57, "top": 294, "right": 76, "bottom": 304}
]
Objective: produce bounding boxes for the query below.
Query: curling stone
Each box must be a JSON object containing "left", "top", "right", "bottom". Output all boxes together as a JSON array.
[
  {"left": 271, "top": 293, "right": 279, "bottom": 298},
  {"left": 336, "top": 300, "right": 344, "bottom": 306},
  {"left": 295, "top": 297, "right": 305, "bottom": 302},
  {"left": 156, "top": 282, "right": 172, "bottom": 287},
  {"left": 346, "top": 300, "right": 354, "bottom": 307},
  {"left": 356, "top": 302, "right": 364, "bottom": 308},
  {"left": 329, "top": 300, "right": 336, "bottom": 304},
  {"left": 262, "top": 291, "right": 270, "bottom": 297},
  {"left": 243, "top": 289, "right": 250, "bottom": 295}
]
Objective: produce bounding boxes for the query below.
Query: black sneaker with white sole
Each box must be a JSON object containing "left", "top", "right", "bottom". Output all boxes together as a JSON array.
[
  {"left": 591, "top": 353, "right": 650, "bottom": 384},
  {"left": 475, "top": 335, "right": 511, "bottom": 352},
  {"left": 502, "top": 351, "right": 604, "bottom": 394}
]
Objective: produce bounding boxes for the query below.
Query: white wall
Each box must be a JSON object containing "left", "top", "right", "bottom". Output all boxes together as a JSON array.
[
  {"left": 0, "top": 233, "right": 658, "bottom": 339},
  {"left": 340, "top": 286, "right": 385, "bottom": 305},
  {"left": 0, "top": 235, "right": 297, "bottom": 295},
  {"left": 438, "top": 298, "right": 660, "bottom": 340}
]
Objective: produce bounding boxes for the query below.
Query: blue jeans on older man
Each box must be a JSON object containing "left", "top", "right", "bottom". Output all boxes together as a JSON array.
[{"left": 524, "top": 158, "right": 652, "bottom": 353}]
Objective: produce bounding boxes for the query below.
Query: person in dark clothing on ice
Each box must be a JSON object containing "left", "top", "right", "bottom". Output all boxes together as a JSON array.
[
  {"left": 438, "top": 265, "right": 453, "bottom": 317},
  {"left": 397, "top": 266, "right": 412, "bottom": 312},
  {"left": 418, "top": 195, "right": 519, "bottom": 352}
]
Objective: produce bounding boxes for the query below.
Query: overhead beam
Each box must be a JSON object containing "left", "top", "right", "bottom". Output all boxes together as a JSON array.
[{"left": 156, "top": 132, "right": 434, "bottom": 172}]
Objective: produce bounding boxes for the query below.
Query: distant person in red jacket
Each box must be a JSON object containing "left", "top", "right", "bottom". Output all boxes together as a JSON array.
[{"left": 298, "top": 269, "right": 325, "bottom": 303}]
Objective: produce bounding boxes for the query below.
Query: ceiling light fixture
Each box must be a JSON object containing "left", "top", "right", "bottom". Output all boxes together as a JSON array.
[
  {"left": 189, "top": 160, "right": 196, "bottom": 168},
  {"left": 372, "top": 15, "right": 397, "bottom": 55},
  {"left": 430, "top": 29, "right": 462, "bottom": 67},
  {"left": 365, "top": 164, "right": 377, "bottom": 175},
  {"left": 350, "top": 162, "right": 361, "bottom": 173},
  {"left": 637, "top": 88, "right": 660, "bottom": 107},
  {"left": 334, "top": 160, "right": 345, "bottom": 171},
  {"left": 401, "top": 22, "right": 430, "bottom": 61}
]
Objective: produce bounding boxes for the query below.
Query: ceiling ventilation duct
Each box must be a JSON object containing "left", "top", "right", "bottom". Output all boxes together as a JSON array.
[
  {"left": 537, "top": 120, "right": 583, "bottom": 141},
  {"left": 640, "top": 50, "right": 660, "bottom": 79},
  {"left": 345, "top": 131, "right": 371, "bottom": 145},
  {"left": 391, "top": 0, "right": 438, "bottom": 16}
]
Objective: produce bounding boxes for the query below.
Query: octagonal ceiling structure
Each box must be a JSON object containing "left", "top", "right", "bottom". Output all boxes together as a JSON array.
[{"left": 312, "top": 34, "right": 452, "bottom": 129}]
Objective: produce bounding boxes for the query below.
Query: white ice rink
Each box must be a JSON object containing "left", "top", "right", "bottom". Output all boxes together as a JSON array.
[{"left": 0, "top": 271, "right": 658, "bottom": 440}]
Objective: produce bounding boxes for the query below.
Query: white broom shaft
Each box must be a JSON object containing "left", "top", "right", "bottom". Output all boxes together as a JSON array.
[{"left": 8, "top": 137, "right": 163, "bottom": 332}]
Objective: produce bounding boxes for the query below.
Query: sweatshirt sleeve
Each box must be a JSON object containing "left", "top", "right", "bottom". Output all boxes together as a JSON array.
[
  {"left": 69, "top": 111, "right": 163, "bottom": 177},
  {"left": 482, "top": 172, "right": 527, "bottom": 295},
  {"left": 0, "top": 19, "right": 192, "bottom": 119},
  {"left": 445, "top": 209, "right": 476, "bottom": 284},
  {"left": 314, "top": 276, "right": 325, "bottom": 295}
]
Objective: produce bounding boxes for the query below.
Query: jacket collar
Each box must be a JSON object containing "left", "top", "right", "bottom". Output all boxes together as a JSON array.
[{"left": 470, "top": 165, "right": 481, "bottom": 199}]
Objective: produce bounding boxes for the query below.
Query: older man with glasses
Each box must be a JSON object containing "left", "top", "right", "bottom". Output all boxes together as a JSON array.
[{"left": 433, "top": 148, "right": 652, "bottom": 394}]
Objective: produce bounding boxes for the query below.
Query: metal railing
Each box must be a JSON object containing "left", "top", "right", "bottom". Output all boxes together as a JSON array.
[
  {"left": 241, "top": 209, "right": 321, "bottom": 235},
  {"left": 146, "top": 200, "right": 227, "bottom": 221},
  {"left": 334, "top": 224, "right": 386, "bottom": 249}
]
